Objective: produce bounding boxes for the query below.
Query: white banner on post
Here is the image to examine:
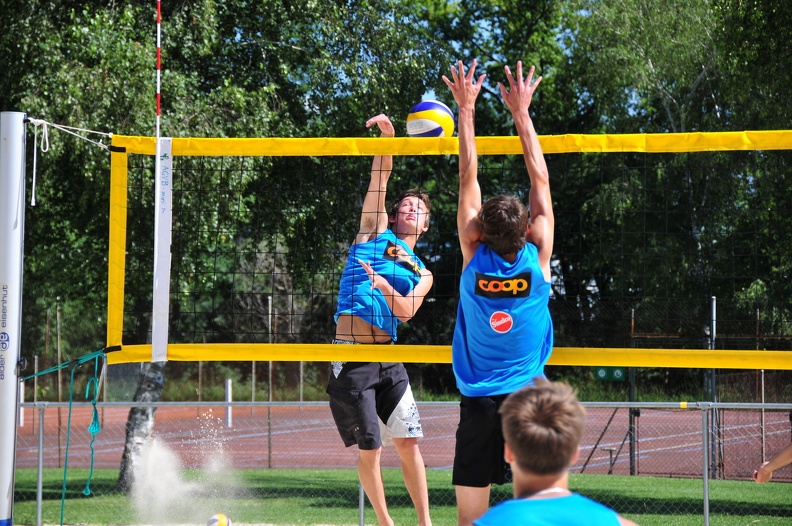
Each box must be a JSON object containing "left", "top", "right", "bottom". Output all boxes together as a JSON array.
[{"left": 151, "top": 137, "right": 173, "bottom": 362}]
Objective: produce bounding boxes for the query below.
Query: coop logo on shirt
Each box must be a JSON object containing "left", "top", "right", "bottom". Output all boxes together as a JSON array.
[
  {"left": 475, "top": 272, "right": 531, "bottom": 298},
  {"left": 489, "top": 311, "right": 513, "bottom": 333},
  {"left": 383, "top": 241, "right": 421, "bottom": 275}
]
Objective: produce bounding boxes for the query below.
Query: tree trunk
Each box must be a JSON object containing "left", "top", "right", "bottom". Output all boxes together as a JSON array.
[{"left": 116, "top": 362, "right": 165, "bottom": 493}]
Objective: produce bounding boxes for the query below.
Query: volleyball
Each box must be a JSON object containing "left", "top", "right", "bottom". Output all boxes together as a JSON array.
[
  {"left": 406, "top": 100, "right": 455, "bottom": 137},
  {"left": 207, "top": 514, "right": 232, "bottom": 526}
]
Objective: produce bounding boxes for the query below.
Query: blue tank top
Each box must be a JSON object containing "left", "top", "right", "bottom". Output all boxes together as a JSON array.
[
  {"left": 474, "top": 493, "right": 621, "bottom": 526},
  {"left": 452, "top": 242, "right": 553, "bottom": 397},
  {"left": 334, "top": 230, "right": 426, "bottom": 341}
]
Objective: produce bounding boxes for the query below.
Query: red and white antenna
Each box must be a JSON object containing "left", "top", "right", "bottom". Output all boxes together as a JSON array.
[{"left": 155, "top": 0, "right": 162, "bottom": 140}]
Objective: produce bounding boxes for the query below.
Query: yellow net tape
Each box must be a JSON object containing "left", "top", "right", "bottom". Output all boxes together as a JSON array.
[
  {"left": 104, "top": 343, "right": 792, "bottom": 370},
  {"left": 111, "top": 130, "right": 792, "bottom": 157}
]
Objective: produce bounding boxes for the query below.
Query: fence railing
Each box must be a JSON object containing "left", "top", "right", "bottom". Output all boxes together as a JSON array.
[{"left": 14, "top": 400, "right": 792, "bottom": 526}]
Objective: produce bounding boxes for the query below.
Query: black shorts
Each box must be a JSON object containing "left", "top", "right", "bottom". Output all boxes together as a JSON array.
[
  {"left": 326, "top": 361, "right": 422, "bottom": 450},
  {"left": 452, "top": 393, "right": 513, "bottom": 487}
]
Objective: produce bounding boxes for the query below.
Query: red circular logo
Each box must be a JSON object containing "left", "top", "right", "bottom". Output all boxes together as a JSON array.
[{"left": 489, "top": 311, "right": 513, "bottom": 333}]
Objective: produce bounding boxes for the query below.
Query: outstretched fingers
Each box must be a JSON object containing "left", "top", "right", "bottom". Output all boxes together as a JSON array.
[
  {"left": 498, "top": 63, "right": 517, "bottom": 103},
  {"left": 444, "top": 59, "right": 487, "bottom": 108},
  {"left": 442, "top": 60, "right": 461, "bottom": 88},
  {"left": 358, "top": 259, "right": 383, "bottom": 290},
  {"left": 525, "top": 65, "right": 543, "bottom": 97},
  {"left": 359, "top": 259, "right": 373, "bottom": 278},
  {"left": 516, "top": 61, "right": 526, "bottom": 87},
  {"left": 499, "top": 61, "right": 543, "bottom": 111},
  {"left": 466, "top": 59, "right": 487, "bottom": 88},
  {"left": 443, "top": 59, "right": 471, "bottom": 88}
]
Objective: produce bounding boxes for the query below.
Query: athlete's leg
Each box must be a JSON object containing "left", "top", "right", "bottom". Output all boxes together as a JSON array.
[
  {"left": 358, "top": 447, "right": 394, "bottom": 526},
  {"left": 378, "top": 365, "right": 430, "bottom": 524},
  {"left": 328, "top": 362, "right": 392, "bottom": 525},
  {"left": 392, "top": 437, "right": 432, "bottom": 526},
  {"left": 452, "top": 394, "right": 508, "bottom": 526},
  {"left": 455, "top": 484, "right": 490, "bottom": 526}
]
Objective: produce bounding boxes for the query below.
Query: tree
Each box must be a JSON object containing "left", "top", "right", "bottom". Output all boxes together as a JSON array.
[
  {"left": 566, "top": 0, "right": 722, "bottom": 133},
  {"left": 117, "top": 362, "right": 164, "bottom": 492},
  {"left": 714, "top": 1, "right": 792, "bottom": 331},
  {"left": 553, "top": 0, "right": 726, "bottom": 332},
  {"left": 715, "top": 0, "right": 792, "bottom": 130},
  {"left": 550, "top": 0, "right": 792, "bottom": 395}
]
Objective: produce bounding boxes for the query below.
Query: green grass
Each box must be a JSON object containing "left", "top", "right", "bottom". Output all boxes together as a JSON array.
[{"left": 12, "top": 468, "right": 792, "bottom": 525}]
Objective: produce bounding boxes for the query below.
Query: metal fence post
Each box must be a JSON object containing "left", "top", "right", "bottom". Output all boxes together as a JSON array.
[
  {"left": 629, "top": 368, "right": 638, "bottom": 476},
  {"left": 701, "top": 402, "right": 710, "bottom": 526},
  {"left": 708, "top": 297, "right": 720, "bottom": 480},
  {"left": 225, "top": 379, "right": 233, "bottom": 428},
  {"left": 36, "top": 403, "right": 46, "bottom": 526},
  {"left": 358, "top": 483, "right": 365, "bottom": 526}
]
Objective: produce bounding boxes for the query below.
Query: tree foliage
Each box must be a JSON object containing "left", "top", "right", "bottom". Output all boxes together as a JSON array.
[
  {"left": 566, "top": 0, "right": 722, "bottom": 133},
  {"left": 1, "top": 0, "right": 792, "bottom": 402}
]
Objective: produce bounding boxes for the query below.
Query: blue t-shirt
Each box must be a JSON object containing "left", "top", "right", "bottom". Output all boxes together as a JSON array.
[
  {"left": 452, "top": 242, "right": 553, "bottom": 397},
  {"left": 474, "top": 493, "right": 621, "bottom": 526},
  {"left": 334, "top": 230, "right": 426, "bottom": 341}
]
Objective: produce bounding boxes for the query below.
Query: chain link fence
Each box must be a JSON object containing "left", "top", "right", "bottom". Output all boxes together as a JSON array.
[{"left": 13, "top": 398, "right": 792, "bottom": 525}]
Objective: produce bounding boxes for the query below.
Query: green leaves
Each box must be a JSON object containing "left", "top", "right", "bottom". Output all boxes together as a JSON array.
[{"left": 566, "top": 0, "right": 720, "bottom": 133}]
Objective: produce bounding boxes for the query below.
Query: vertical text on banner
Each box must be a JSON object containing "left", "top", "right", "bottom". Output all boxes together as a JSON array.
[{"left": 152, "top": 137, "right": 173, "bottom": 362}]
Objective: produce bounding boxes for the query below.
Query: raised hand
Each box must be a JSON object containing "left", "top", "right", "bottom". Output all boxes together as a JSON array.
[
  {"left": 442, "top": 59, "right": 487, "bottom": 110},
  {"left": 498, "top": 61, "right": 542, "bottom": 115}
]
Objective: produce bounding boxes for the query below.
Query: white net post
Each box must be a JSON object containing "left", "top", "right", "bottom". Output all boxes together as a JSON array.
[{"left": 0, "top": 111, "right": 27, "bottom": 526}]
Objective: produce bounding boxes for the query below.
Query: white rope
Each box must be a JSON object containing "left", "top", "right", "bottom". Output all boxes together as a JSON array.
[
  {"left": 25, "top": 118, "right": 114, "bottom": 206},
  {"left": 27, "top": 118, "right": 49, "bottom": 206},
  {"left": 44, "top": 121, "right": 113, "bottom": 149}
]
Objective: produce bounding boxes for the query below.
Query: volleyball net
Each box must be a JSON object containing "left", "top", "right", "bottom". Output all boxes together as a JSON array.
[{"left": 105, "top": 132, "right": 792, "bottom": 369}]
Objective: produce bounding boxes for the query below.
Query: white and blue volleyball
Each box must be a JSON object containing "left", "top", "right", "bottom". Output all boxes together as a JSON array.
[
  {"left": 406, "top": 100, "right": 455, "bottom": 137},
  {"left": 207, "top": 514, "right": 232, "bottom": 526}
]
